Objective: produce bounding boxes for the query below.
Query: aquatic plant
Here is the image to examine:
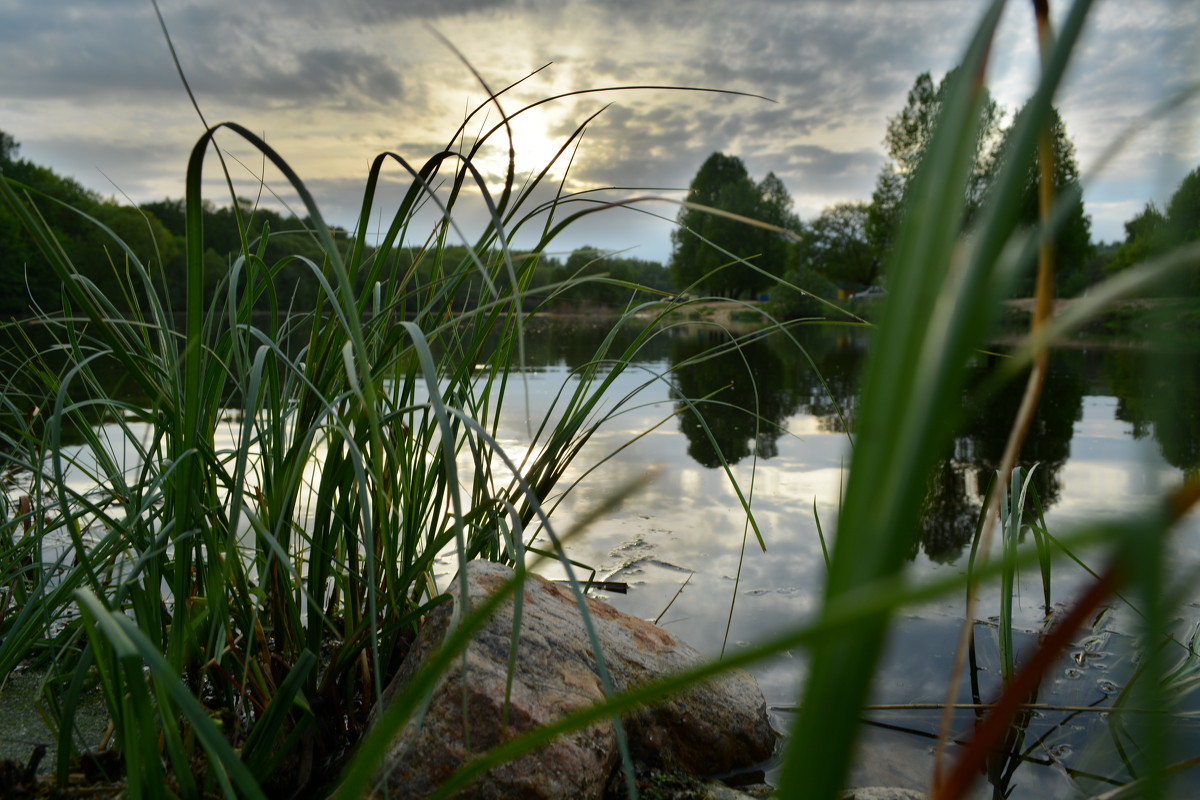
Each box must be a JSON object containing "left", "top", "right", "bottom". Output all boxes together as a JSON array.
[
  {"left": 0, "top": 27, "right": 773, "bottom": 796},
  {"left": 2, "top": 0, "right": 1198, "bottom": 798}
]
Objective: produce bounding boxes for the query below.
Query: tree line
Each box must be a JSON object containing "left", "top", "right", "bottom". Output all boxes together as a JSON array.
[
  {"left": 5, "top": 63, "right": 1198, "bottom": 319},
  {"left": 669, "top": 69, "right": 1199, "bottom": 309},
  {"left": 0, "top": 130, "right": 674, "bottom": 317}
]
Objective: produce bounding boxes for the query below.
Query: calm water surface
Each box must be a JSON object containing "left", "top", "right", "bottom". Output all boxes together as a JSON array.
[
  {"left": 478, "top": 320, "right": 1200, "bottom": 798},
  {"left": 11, "top": 317, "right": 1200, "bottom": 797}
]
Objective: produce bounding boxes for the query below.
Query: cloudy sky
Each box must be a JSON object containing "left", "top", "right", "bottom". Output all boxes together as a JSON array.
[{"left": 2, "top": 0, "right": 1197, "bottom": 263}]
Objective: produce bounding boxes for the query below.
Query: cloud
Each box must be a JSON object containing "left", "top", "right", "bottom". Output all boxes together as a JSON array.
[
  {"left": 331, "top": 0, "right": 515, "bottom": 23},
  {"left": 0, "top": 0, "right": 176, "bottom": 101},
  {"left": 217, "top": 48, "right": 404, "bottom": 110},
  {"left": 2, "top": 0, "right": 1196, "bottom": 259}
]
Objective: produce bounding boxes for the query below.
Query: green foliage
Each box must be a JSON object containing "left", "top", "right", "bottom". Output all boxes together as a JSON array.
[
  {"left": 803, "top": 201, "right": 877, "bottom": 289},
  {"left": 780, "top": 3, "right": 1197, "bottom": 796},
  {"left": 0, "top": 134, "right": 179, "bottom": 316},
  {"left": 864, "top": 74, "right": 1101, "bottom": 298},
  {"left": 866, "top": 163, "right": 904, "bottom": 271},
  {"left": 0, "top": 131, "right": 17, "bottom": 163},
  {"left": 1106, "top": 165, "right": 1200, "bottom": 295},
  {"left": 1164, "top": 166, "right": 1200, "bottom": 295},
  {"left": 670, "top": 153, "right": 798, "bottom": 298},
  {"left": 348, "top": 6, "right": 1198, "bottom": 797},
  {"left": 0, "top": 140, "right": 676, "bottom": 319},
  {"left": 873, "top": 69, "right": 1006, "bottom": 238},
  {"left": 1005, "top": 107, "right": 1094, "bottom": 296},
  {"left": 767, "top": 267, "right": 842, "bottom": 320},
  {"left": 1168, "top": 166, "right": 1200, "bottom": 242},
  {"left": 1104, "top": 202, "right": 1169, "bottom": 285},
  {"left": 0, "top": 84, "right": 725, "bottom": 796},
  {"left": 0, "top": 140, "right": 376, "bottom": 318},
  {"left": 3, "top": 3, "right": 1199, "bottom": 798},
  {"left": 552, "top": 246, "right": 673, "bottom": 308}
]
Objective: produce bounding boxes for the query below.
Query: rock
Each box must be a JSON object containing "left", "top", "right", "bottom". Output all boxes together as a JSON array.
[
  {"left": 839, "top": 789, "right": 926, "bottom": 800},
  {"left": 699, "top": 780, "right": 777, "bottom": 799},
  {"left": 370, "top": 560, "right": 776, "bottom": 799}
]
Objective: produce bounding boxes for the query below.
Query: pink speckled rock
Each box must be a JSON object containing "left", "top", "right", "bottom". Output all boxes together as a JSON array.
[{"left": 369, "top": 560, "right": 775, "bottom": 799}]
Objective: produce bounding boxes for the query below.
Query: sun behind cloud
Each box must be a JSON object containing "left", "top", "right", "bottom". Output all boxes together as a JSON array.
[{"left": 468, "top": 104, "right": 584, "bottom": 191}]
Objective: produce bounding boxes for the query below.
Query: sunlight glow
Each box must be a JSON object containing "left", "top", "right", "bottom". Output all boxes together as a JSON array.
[{"left": 473, "top": 105, "right": 577, "bottom": 188}]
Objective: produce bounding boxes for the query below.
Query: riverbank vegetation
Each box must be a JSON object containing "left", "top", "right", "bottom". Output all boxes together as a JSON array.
[
  {"left": 1, "top": 61, "right": 733, "bottom": 795},
  {"left": 2, "top": 0, "right": 1199, "bottom": 797},
  {"left": 4, "top": 104, "right": 1197, "bottom": 322}
]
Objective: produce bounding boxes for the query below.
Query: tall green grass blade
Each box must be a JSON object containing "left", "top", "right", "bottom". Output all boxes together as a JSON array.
[
  {"left": 780, "top": 0, "right": 1114, "bottom": 794},
  {"left": 814, "top": 494, "right": 831, "bottom": 575},
  {"left": 998, "top": 465, "right": 1039, "bottom": 686},
  {"left": 780, "top": 3, "right": 1014, "bottom": 796},
  {"left": 1027, "top": 483, "right": 1053, "bottom": 612},
  {"left": 241, "top": 650, "right": 317, "bottom": 776},
  {"left": 76, "top": 589, "right": 269, "bottom": 800}
]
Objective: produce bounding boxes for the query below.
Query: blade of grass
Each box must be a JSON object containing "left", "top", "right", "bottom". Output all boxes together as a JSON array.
[{"left": 780, "top": 4, "right": 1014, "bottom": 797}]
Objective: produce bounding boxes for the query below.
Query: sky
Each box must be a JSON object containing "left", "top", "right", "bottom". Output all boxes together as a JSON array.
[{"left": 2, "top": 0, "right": 1198, "bottom": 264}]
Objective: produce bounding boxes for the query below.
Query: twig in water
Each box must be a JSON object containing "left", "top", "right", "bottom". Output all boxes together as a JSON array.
[{"left": 655, "top": 572, "right": 693, "bottom": 625}]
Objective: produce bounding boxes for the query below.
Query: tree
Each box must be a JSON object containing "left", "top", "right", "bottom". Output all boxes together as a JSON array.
[
  {"left": 1104, "top": 201, "right": 1171, "bottom": 293},
  {"left": 759, "top": 172, "right": 801, "bottom": 233},
  {"left": 805, "top": 202, "right": 876, "bottom": 289},
  {"left": 768, "top": 267, "right": 840, "bottom": 320},
  {"left": 0, "top": 130, "right": 18, "bottom": 164},
  {"left": 0, "top": 131, "right": 147, "bottom": 314},
  {"left": 757, "top": 170, "right": 802, "bottom": 278},
  {"left": 1167, "top": 165, "right": 1200, "bottom": 243},
  {"left": 881, "top": 70, "right": 1004, "bottom": 221},
  {"left": 1164, "top": 166, "right": 1200, "bottom": 295},
  {"left": 866, "top": 163, "right": 903, "bottom": 270},
  {"left": 72, "top": 201, "right": 181, "bottom": 310},
  {"left": 1006, "top": 107, "right": 1093, "bottom": 296},
  {"left": 1126, "top": 203, "right": 1168, "bottom": 243},
  {"left": 1104, "top": 166, "right": 1200, "bottom": 295},
  {"left": 1104, "top": 165, "right": 1200, "bottom": 293},
  {"left": 867, "top": 70, "right": 1005, "bottom": 274},
  {"left": 670, "top": 153, "right": 797, "bottom": 298}
]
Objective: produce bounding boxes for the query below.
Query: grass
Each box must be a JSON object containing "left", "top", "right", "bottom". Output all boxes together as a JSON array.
[
  {"left": 0, "top": 46, "right": 763, "bottom": 796},
  {"left": 3, "top": 0, "right": 1200, "bottom": 797}
]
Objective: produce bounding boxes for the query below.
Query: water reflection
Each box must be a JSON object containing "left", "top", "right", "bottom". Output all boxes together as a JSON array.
[
  {"left": 6, "top": 316, "right": 1195, "bottom": 561},
  {"left": 517, "top": 319, "right": 1199, "bottom": 588},
  {"left": 657, "top": 327, "right": 1198, "bottom": 564},
  {"left": 917, "top": 349, "right": 1086, "bottom": 562},
  {"left": 668, "top": 329, "right": 802, "bottom": 467},
  {"left": 520, "top": 315, "right": 671, "bottom": 371},
  {"left": 1104, "top": 345, "right": 1200, "bottom": 475},
  {"left": 5, "top": 314, "right": 1199, "bottom": 798}
]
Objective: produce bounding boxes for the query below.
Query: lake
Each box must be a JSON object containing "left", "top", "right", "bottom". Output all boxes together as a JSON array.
[
  {"left": 466, "top": 316, "right": 1200, "bottom": 798},
  {"left": 5, "top": 313, "right": 1200, "bottom": 797}
]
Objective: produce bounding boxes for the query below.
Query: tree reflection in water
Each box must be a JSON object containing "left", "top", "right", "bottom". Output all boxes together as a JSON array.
[
  {"left": 1105, "top": 343, "right": 1200, "bottom": 477},
  {"left": 668, "top": 328, "right": 803, "bottom": 468},
  {"left": 665, "top": 325, "right": 1195, "bottom": 564},
  {"left": 919, "top": 349, "right": 1087, "bottom": 562}
]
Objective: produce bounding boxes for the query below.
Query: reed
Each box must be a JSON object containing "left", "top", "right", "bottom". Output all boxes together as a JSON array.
[
  {"left": 0, "top": 55, "right": 764, "bottom": 794},
  {"left": 2, "top": 0, "right": 1198, "bottom": 797},
  {"left": 342, "top": 2, "right": 1200, "bottom": 799}
]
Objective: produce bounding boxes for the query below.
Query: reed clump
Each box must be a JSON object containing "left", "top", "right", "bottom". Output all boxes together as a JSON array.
[
  {"left": 0, "top": 68, "right": 731, "bottom": 795},
  {"left": 2, "top": 0, "right": 1199, "bottom": 798}
]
